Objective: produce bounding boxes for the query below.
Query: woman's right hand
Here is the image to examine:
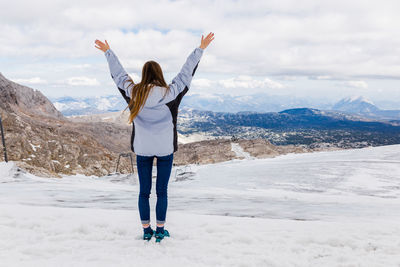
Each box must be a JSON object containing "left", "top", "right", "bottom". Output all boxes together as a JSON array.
[
  {"left": 95, "top": 39, "right": 110, "bottom": 53},
  {"left": 199, "top": 32, "right": 215, "bottom": 50}
]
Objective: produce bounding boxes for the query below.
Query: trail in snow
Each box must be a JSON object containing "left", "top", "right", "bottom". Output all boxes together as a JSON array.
[{"left": 230, "top": 142, "right": 255, "bottom": 160}]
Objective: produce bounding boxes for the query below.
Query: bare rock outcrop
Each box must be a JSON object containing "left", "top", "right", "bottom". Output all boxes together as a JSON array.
[
  {"left": 237, "top": 139, "right": 309, "bottom": 158},
  {"left": 0, "top": 73, "right": 64, "bottom": 119},
  {"left": 174, "top": 139, "right": 237, "bottom": 165},
  {"left": 0, "top": 73, "right": 133, "bottom": 177}
]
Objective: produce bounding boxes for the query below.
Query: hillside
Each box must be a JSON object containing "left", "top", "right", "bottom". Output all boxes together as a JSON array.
[
  {"left": 0, "top": 73, "right": 133, "bottom": 177},
  {"left": 177, "top": 107, "right": 400, "bottom": 148}
]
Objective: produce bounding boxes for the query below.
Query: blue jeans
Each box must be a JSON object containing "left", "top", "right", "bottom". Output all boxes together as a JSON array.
[{"left": 136, "top": 153, "right": 174, "bottom": 225}]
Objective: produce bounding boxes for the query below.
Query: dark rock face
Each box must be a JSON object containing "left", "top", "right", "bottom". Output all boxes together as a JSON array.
[
  {"left": 174, "top": 139, "right": 237, "bottom": 165},
  {"left": 0, "top": 73, "right": 64, "bottom": 119}
]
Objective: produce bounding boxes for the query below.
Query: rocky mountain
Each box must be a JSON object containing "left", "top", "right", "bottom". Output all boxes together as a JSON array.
[
  {"left": 332, "top": 96, "right": 400, "bottom": 120},
  {"left": 333, "top": 96, "right": 377, "bottom": 114},
  {"left": 0, "top": 73, "right": 64, "bottom": 119},
  {"left": 0, "top": 73, "right": 133, "bottom": 177}
]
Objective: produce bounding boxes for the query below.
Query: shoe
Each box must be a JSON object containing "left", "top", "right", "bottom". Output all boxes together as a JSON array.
[
  {"left": 155, "top": 229, "right": 170, "bottom": 243},
  {"left": 143, "top": 228, "right": 154, "bottom": 241}
]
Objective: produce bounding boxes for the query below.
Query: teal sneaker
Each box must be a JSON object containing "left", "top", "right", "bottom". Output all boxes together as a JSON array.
[
  {"left": 155, "top": 229, "right": 170, "bottom": 243},
  {"left": 143, "top": 229, "right": 154, "bottom": 241}
]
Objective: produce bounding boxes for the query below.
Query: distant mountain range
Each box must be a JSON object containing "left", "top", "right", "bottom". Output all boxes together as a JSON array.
[
  {"left": 50, "top": 93, "right": 400, "bottom": 121},
  {"left": 50, "top": 95, "right": 126, "bottom": 116},
  {"left": 50, "top": 93, "right": 332, "bottom": 115},
  {"left": 180, "top": 93, "right": 331, "bottom": 113},
  {"left": 332, "top": 96, "right": 400, "bottom": 121}
]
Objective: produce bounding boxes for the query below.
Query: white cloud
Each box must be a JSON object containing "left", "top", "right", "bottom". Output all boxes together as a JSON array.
[
  {"left": 74, "top": 64, "right": 92, "bottom": 69},
  {"left": 2, "top": 0, "right": 400, "bottom": 78},
  {"left": 219, "top": 76, "right": 284, "bottom": 89},
  {"left": 192, "top": 78, "right": 213, "bottom": 88},
  {"left": 346, "top": 80, "right": 369, "bottom": 89},
  {"left": 66, "top": 77, "right": 100, "bottom": 86},
  {"left": 312, "top": 76, "right": 334, "bottom": 80},
  {"left": 12, "top": 77, "right": 48, "bottom": 85},
  {"left": 2, "top": 0, "right": 400, "bottom": 100}
]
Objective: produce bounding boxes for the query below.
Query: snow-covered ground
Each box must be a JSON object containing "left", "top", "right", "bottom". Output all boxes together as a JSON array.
[
  {"left": 230, "top": 142, "right": 255, "bottom": 160},
  {"left": 1, "top": 145, "right": 400, "bottom": 266}
]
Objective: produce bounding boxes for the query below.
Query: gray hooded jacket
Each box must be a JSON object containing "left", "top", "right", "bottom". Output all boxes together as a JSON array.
[{"left": 105, "top": 47, "right": 204, "bottom": 156}]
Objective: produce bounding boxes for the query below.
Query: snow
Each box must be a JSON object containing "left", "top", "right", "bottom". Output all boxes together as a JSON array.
[
  {"left": 95, "top": 98, "right": 112, "bottom": 111},
  {"left": 1, "top": 145, "right": 400, "bottom": 266},
  {"left": 177, "top": 132, "right": 214, "bottom": 144},
  {"left": 53, "top": 101, "right": 89, "bottom": 111},
  {"left": 345, "top": 95, "right": 374, "bottom": 105},
  {"left": 1, "top": 204, "right": 399, "bottom": 267},
  {"left": 230, "top": 142, "right": 255, "bottom": 160},
  {"left": 29, "top": 143, "right": 41, "bottom": 152}
]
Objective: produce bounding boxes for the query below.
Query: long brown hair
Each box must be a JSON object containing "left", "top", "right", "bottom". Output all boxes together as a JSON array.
[{"left": 125, "top": 60, "right": 169, "bottom": 123}]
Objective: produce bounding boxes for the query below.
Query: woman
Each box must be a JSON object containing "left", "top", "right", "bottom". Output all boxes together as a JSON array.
[{"left": 95, "top": 32, "right": 215, "bottom": 242}]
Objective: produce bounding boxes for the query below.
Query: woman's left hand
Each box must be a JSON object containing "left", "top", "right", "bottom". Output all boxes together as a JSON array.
[{"left": 95, "top": 39, "right": 110, "bottom": 52}]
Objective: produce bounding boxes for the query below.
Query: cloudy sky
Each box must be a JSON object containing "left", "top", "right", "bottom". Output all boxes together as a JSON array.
[{"left": 1, "top": 0, "right": 400, "bottom": 107}]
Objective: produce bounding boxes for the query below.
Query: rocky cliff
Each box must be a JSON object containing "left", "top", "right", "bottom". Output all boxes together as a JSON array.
[
  {"left": 0, "top": 73, "right": 64, "bottom": 119},
  {"left": 0, "top": 73, "right": 133, "bottom": 177}
]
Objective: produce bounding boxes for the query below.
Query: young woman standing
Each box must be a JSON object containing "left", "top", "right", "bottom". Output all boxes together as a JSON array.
[{"left": 95, "top": 33, "right": 215, "bottom": 242}]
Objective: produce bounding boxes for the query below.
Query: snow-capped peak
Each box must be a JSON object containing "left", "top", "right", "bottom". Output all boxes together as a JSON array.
[
  {"left": 344, "top": 96, "right": 374, "bottom": 105},
  {"left": 332, "top": 96, "right": 379, "bottom": 115}
]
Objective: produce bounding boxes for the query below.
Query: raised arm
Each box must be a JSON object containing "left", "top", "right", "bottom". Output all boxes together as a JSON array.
[
  {"left": 95, "top": 39, "right": 133, "bottom": 103},
  {"left": 157, "top": 32, "right": 215, "bottom": 105}
]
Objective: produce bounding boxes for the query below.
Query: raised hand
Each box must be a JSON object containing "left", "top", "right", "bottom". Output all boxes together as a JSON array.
[
  {"left": 95, "top": 39, "right": 110, "bottom": 53},
  {"left": 199, "top": 32, "right": 215, "bottom": 50}
]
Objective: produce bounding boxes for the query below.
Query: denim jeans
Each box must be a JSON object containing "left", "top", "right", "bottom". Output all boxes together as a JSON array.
[{"left": 136, "top": 153, "right": 174, "bottom": 225}]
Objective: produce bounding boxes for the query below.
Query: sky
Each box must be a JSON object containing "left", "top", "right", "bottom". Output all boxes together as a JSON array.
[{"left": 1, "top": 0, "right": 400, "bottom": 108}]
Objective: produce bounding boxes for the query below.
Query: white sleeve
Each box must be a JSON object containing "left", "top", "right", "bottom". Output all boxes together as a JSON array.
[
  {"left": 104, "top": 49, "right": 133, "bottom": 101},
  {"left": 157, "top": 47, "right": 204, "bottom": 105}
]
